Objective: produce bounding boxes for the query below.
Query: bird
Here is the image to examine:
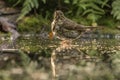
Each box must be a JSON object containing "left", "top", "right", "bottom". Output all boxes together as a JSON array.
[
  {"left": 0, "top": 17, "right": 20, "bottom": 48},
  {"left": 50, "top": 10, "right": 99, "bottom": 77},
  {"left": 50, "top": 10, "right": 97, "bottom": 41}
]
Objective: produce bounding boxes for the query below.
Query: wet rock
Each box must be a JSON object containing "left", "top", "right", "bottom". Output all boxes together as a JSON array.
[
  {"left": 0, "top": 0, "right": 6, "bottom": 9},
  {"left": 0, "top": 0, "right": 20, "bottom": 23}
]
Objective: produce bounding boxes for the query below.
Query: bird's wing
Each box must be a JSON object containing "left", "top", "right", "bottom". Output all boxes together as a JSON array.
[
  {"left": 61, "top": 18, "right": 85, "bottom": 30},
  {"left": 61, "top": 18, "right": 76, "bottom": 30},
  {"left": 62, "top": 18, "right": 97, "bottom": 31}
]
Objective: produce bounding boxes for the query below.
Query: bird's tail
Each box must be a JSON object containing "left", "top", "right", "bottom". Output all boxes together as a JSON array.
[{"left": 76, "top": 25, "right": 102, "bottom": 31}]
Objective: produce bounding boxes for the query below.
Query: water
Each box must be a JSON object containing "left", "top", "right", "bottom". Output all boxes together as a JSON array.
[
  {"left": 0, "top": 33, "right": 120, "bottom": 80},
  {"left": 0, "top": 33, "right": 119, "bottom": 63},
  {"left": 17, "top": 33, "right": 120, "bottom": 48}
]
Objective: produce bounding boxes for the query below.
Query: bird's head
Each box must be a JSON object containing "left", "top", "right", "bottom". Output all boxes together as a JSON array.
[
  {"left": 54, "top": 10, "right": 65, "bottom": 20},
  {"left": 50, "top": 10, "right": 65, "bottom": 40}
]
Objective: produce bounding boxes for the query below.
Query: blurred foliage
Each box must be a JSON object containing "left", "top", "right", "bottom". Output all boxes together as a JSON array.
[
  {"left": 4, "top": 0, "right": 120, "bottom": 28},
  {"left": 111, "top": 0, "right": 120, "bottom": 20},
  {"left": 64, "top": 0, "right": 109, "bottom": 25},
  {"left": 17, "top": 0, "right": 39, "bottom": 21}
]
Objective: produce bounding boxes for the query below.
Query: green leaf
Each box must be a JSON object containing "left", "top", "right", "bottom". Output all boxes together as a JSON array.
[
  {"left": 117, "top": 14, "right": 120, "bottom": 20},
  {"left": 42, "top": 0, "right": 46, "bottom": 4},
  {"left": 112, "top": 0, "right": 120, "bottom": 20},
  {"left": 83, "top": 9, "right": 104, "bottom": 15},
  {"left": 73, "top": 0, "right": 78, "bottom": 4},
  {"left": 82, "top": 9, "right": 93, "bottom": 15},
  {"left": 64, "top": 0, "right": 70, "bottom": 4},
  {"left": 29, "top": 0, "right": 34, "bottom": 7},
  {"left": 17, "top": 0, "right": 39, "bottom": 21},
  {"left": 93, "top": 0, "right": 109, "bottom": 8},
  {"left": 79, "top": 4, "right": 87, "bottom": 10},
  {"left": 90, "top": 3, "right": 104, "bottom": 13},
  {"left": 80, "top": 0, "right": 91, "bottom": 3},
  {"left": 87, "top": 13, "right": 101, "bottom": 22},
  {"left": 32, "top": 0, "right": 39, "bottom": 8},
  {"left": 13, "top": 0, "right": 21, "bottom": 7},
  {"left": 101, "top": 0, "right": 109, "bottom": 8}
]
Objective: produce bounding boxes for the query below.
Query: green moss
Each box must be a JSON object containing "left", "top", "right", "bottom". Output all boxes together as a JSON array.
[{"left": 18, "top": 15, "right": 50, "bottom": 33}]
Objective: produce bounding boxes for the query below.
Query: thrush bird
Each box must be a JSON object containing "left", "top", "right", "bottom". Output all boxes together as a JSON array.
[
  {"left": 50, "top": 10, "right": 97, "bottom": 41},
  {"left": 50, "top": 10, "right": 99, "bottom": 49}
]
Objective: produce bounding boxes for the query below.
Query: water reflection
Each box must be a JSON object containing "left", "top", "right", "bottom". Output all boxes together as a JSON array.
[
  {"left": 16, "top": 33, "right": 120, "bottom": 47},
  {"left": 15, "top": 33, "right": 120, "bottom": 62},
  {"left": 0, "top": 33, "right": 120, "bottom": 79},
  {"left": 0, "top": 33, "right": 119, "bottom": 52}
]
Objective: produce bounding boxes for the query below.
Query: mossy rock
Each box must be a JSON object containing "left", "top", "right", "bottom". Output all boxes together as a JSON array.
[{"left": 18, "top": 15, "right": 50, "bottom": 33}]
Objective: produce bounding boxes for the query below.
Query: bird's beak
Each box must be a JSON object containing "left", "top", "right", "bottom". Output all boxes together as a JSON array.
[{"left": 49, "top": 32, "right": 54, "bottom": 40}]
